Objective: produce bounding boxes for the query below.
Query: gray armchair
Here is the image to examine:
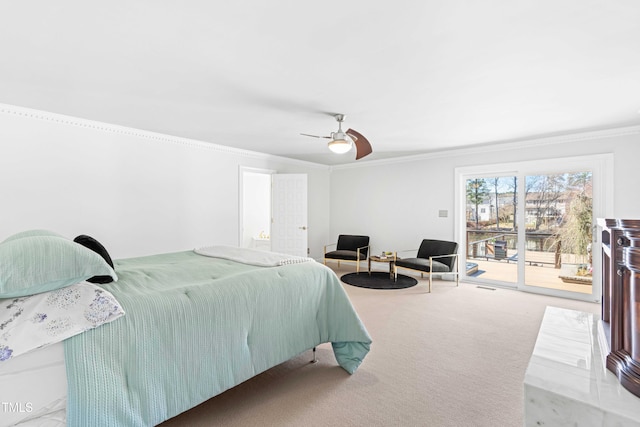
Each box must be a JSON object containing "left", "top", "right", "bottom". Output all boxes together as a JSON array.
[
  {"left": 394, "top": 239, "right": 459, "bottom": 292},
  {"left": 324, "top": 234, "right": 370, "bottom": 274}
]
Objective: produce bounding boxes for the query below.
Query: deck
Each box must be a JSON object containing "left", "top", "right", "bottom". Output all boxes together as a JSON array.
[{"left": 467, "top": 252, "right": 593, "bottom": 294}]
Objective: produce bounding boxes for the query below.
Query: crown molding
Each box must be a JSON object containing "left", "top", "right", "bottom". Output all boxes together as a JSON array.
[
  {"left": 0, "top": 103, "right": 329, "bottom": 170},
  {"left": 330, "top": 125, "right": 640, "bottom": 171},
  {"left": 3, "top": 103, "right": 637, "bottom": 172}
]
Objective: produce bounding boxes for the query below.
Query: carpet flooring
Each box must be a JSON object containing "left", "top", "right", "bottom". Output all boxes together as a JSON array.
[{"left": 160, "top": 265, "right": 600, "bottom": 427}]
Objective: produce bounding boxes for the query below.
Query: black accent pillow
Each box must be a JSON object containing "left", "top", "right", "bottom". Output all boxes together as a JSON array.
[{"left": 73, "top": 234, "right": 115, "bottom": 284}]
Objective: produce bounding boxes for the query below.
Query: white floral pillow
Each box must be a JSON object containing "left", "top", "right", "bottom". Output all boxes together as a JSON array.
[{"left": 0, "top": 282, "right": 125, "bottom": 362}]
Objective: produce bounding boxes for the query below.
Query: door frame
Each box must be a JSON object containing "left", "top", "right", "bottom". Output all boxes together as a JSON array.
[{"left": 454, "top": 153, "right": 613, "bottom": 302}]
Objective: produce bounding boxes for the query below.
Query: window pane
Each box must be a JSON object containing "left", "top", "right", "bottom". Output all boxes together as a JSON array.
[
  {"left": 465, "top": 176, "right": 518, "bottom": 284},
  {"left": 524, "top": 172, "right": 592, "bottom": 293}
]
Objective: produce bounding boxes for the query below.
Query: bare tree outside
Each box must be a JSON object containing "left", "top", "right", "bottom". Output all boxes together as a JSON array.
[
  {"left": 511, "top": 176, "right": 517, "bottom": 229},
  {"left": 555, "top": 172, "right": 593, "bottom": 274},
  {"left": 490, "top": 177, "right": 500, "bottom": 230},
  {"left": 526, "top": 174, "right": 565, "bottom": 230}
]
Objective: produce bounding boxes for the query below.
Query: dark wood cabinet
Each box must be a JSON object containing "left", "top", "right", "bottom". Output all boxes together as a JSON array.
[{"left": 598, "top": 218, "right": 640, "bottom": 398}]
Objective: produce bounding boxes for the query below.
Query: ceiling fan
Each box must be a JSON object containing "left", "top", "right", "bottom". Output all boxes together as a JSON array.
[{"left": 301, "top": 114, "right": 373, "bottom": 160}]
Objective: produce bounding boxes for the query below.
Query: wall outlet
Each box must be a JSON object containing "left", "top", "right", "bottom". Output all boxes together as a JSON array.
[{"left": 438, "top": 210, "right": 448, "bottom": 218}]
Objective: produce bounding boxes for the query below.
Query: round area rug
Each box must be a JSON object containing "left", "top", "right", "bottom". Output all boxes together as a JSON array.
[{"left": 341, "top": 272, "right": 418, "bottom": 289}]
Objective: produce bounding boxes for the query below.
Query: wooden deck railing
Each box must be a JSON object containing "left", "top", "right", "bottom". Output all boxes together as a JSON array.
[{"left": 467, "top": 230, "right": 562, "bottom": 268}]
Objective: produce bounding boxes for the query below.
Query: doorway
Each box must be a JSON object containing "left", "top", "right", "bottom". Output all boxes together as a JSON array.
[
  {"left": 239, "top": 168, "right": 309, "bottom": 257},
  {"left": 239, "top": 167, "right": 273, "bottom": 250}
]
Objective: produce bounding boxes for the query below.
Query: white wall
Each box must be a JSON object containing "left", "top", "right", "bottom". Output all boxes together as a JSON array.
[
  {"left": 4, "top": 103, "right": 637, "bottom": 263},
  {"left": 0, "top": 105, "right": 331, "bottom": 259},
  {"left": 329, "top": 128, "right": 640, "bottom": 256}
]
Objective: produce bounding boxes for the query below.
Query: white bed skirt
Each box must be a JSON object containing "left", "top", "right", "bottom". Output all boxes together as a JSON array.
[{"left": 0, "top": 343, "right": 66, "bottom": 427}]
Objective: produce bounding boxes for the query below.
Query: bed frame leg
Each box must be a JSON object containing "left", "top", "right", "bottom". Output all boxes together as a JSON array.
[{"left": 310, "top": 347, "right": 318, "bottom": 364}]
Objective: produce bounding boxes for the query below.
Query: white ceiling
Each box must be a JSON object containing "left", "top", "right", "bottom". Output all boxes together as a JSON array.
[{"left": 1, "top": 1, "right": 639, "bottom": 165}]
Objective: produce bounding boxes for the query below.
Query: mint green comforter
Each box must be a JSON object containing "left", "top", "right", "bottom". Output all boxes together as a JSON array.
[{"left": 63, "top": 251, "right": 371, "bottom": 427}]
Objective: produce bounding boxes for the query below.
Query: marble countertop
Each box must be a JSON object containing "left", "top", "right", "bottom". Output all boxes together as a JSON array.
[{"left": 524, "top": 306, "right": 640, "bottom": 426}]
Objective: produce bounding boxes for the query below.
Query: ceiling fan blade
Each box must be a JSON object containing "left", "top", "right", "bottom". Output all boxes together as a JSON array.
[
  {"left": 301, "top": 133, "right": 331, "bottom": 139},
  {"left": 346, "top": 128, "right": 372, "bottom": 160}
]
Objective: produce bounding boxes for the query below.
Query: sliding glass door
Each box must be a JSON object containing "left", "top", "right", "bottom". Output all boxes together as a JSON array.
[{"left": 456, "top": 155, "right": 612, "bottom": 302}]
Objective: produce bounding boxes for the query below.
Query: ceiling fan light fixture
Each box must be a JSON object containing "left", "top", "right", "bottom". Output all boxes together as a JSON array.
[
  {"left": 301, "top": 113, "right": 371, "bottom": 159},
  {"left": 328, "top": 138, "right": 352, "bottom": 154}
]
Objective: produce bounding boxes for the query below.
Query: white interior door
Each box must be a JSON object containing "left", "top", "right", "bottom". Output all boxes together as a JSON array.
[{"left": 271, "top": 174, "right": 308, "bottom": 257}]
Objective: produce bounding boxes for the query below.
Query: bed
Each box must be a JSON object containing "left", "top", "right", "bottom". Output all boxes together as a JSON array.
[{"left": 0, "top": 231, "right": 372, "bottom": 427}]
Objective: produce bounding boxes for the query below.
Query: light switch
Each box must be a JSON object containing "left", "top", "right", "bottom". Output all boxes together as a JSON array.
[{"left": 438, "top": 210, "right": 448, "bottom": 218}]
